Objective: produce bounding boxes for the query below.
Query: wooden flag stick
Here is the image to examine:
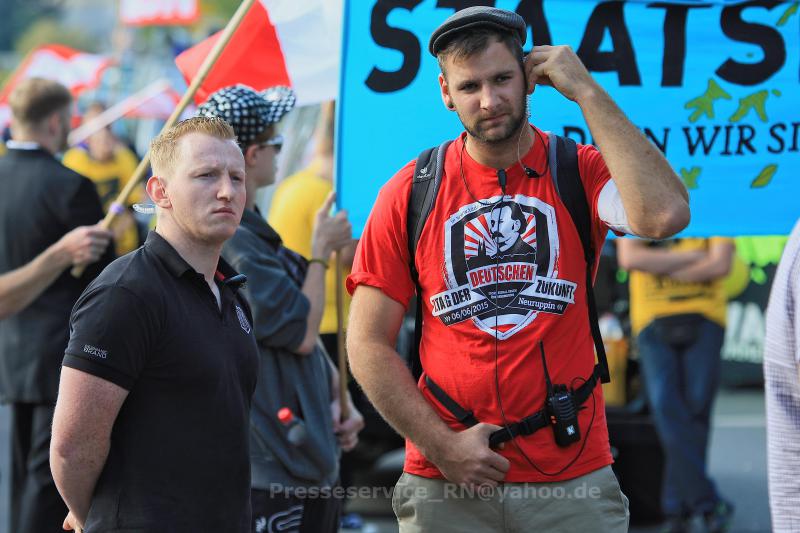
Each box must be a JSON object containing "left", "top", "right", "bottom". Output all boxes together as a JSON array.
[
  {"left": 71, "top": 0, "right": 257, "bottom": 278},
  {"left": 67, "top": 79, "right": 172, "bottom": 146},
  {"left": 335, "top": 250, "right": 350, "bottom": 420}
]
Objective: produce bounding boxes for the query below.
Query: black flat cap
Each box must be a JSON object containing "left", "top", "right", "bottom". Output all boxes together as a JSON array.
[{"left": 429, "top": 6, "right": 526, "bottom": 57}]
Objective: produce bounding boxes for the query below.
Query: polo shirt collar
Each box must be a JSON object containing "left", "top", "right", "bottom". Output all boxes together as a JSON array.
[
  {"left": 5, "top": 142, "right": 52, "bottom": 158},
  {"left": 144, "top": 231, "right": 246, "bottom": 289},
  {"left": 6, "top": 140, "right": 41, "bottom": 150}
]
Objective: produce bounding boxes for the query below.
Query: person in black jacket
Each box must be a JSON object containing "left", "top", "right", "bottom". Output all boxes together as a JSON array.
[{"left": 0, "top": 77, "right": 113, "bottom": 533}]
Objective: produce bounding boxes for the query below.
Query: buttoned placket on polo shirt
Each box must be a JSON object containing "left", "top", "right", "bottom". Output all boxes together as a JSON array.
[{"left": 189, "top": 273, "right": 232, "bottom": 320}]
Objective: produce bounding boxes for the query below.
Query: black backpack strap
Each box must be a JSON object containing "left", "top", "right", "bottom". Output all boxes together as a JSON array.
[
  {"left": 427, "top": 375, "right": 549, "bottom": 448},
  {"left": 407, "top": 141, "right": 452, "bottom": 380},
  {"left": 489, "top": 411, "right": 549, "bottom": 448},
  {"left": 425, "top": 376, "right": 479, "bottom": 427},
  {"left": 548, "top": 133, "right": 610, "bottom": 384}
]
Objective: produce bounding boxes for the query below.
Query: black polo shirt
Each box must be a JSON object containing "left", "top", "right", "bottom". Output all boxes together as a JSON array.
[{"left": 64, "top": 231, "right": 259, "bottom": 532}]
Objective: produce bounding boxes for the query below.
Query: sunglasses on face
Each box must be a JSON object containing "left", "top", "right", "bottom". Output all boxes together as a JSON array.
[{"left": 259, "top": 133, "right": 284, "bottom": 153}]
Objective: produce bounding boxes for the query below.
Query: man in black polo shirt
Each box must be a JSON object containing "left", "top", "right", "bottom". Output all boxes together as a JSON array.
[
  {"left": 50, "top": 116, "right": 259, "bottom": 532},
  {"left": 0, "top": 77, "right": 113, "bottom": 533}
]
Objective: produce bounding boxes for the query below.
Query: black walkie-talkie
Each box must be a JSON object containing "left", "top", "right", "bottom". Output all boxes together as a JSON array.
[
  {"left": 539, "top": 342, "right": 581, "bottom": 447},
  {"left": 547, "top": 385, "right": 581, "bottom": 447}
]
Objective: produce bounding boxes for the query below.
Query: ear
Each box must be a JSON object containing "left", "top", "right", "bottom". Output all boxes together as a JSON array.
[
  {"left": 525, "top": 73, "right": 536, "bottom": 97},
  {"left": 438, "top": 73, "right": 454, "bottom": 111},
  {"left": 243, "top": 144, "right": 260, "bottom": 167},
  {"left": 47, "top": 112, "right": 62, "bottom": 136},
  {"left": 146, "top": 176, "right": 171, "bottom": 208}
]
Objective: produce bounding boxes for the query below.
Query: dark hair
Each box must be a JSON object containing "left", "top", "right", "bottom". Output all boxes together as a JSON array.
[
  {"left": 497, "top": 201, "right": 528, "bottom": 234},
  {"left": 248, "top": 124, "right": 275, "bottom": 150},
  {"left": 436, "top": 26, "right": 524, "bottom": 76},
  {"left": 9, "top": 78, "right": 71, "bottom": 128}
]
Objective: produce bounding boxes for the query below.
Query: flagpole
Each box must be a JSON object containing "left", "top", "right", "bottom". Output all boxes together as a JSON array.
[
  {"left": 71, "top": 0, "right": 257, "bottom": 278},
  {"left": 67, "top": 79, "right": 172, "bottom": 146},
  {"left": 326, "top": 97, "right": 349, "bottom": 422},
  {"left": 335, "top": 251, "right": 350, "bottom": 420}
]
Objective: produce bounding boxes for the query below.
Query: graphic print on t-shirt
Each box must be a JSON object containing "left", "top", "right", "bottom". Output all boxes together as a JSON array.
[{"left": 431, "top": 194, "right": 578, "bottom": 339}]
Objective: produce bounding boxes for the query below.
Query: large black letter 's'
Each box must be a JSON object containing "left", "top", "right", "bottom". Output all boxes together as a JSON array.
[{"left": 716, "top": 0, "right": 785, "bottom": 86}]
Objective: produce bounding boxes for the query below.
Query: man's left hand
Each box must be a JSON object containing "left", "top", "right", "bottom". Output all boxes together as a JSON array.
[
  {"left": 524, "top": 45, "right": 600, "bottom": 103},
  {"left": 330, "top": 396, "right": 364, "bottom": 452}
]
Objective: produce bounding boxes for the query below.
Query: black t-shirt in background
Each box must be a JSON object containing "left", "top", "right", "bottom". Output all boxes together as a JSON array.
[
  {"left": 0, "top": 147, "right": 114, "bottom": 403},
  {"left": 64, "top": 231, "right": 259, "bottom": 532}
]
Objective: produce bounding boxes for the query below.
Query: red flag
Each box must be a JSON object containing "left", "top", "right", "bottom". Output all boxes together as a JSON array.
[
  {"left": 0, "top": 44, "right": 112, "bottom": 127},
  {"left": 120, "top": 0, "right": 200, "bottom": 27},
  {"left": 0, "top": 45, "right": 112, "bottom": 104},
  {"left": 175, "top": 2, "right": 290, "bottom": 106},
  {"left": 175, "top": 1, "right": 340, "bottom": 106}
]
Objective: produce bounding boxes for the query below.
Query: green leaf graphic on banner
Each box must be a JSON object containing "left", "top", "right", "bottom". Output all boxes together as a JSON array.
[
  {"left": 685, "top": 79, "right": 731, "bottom": 123},
  {"left": 730, "top": 90, "right": 769, "bottom": 123},
  {"left": 772, "top": 89, "right": 782, "bottom": 97},
  {"left": 751, "top": 165, "right": 778, "bottom": 188},
  {"left": 736, "top": 237, "right": 789, "bottom": 266},
  {"left": 777, "top": 3, "right": 798, "bottom": 26},
  {"left": 735, "top": 237, "right": 790, "bottom": 285},
  {"left": 680, "top": 167, "right": 702, "bottom": 189}
]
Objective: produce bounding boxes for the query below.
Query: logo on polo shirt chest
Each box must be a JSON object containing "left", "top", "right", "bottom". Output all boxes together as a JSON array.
[{"left": 235, "top": 305, "right": 251, "bottom": 334}]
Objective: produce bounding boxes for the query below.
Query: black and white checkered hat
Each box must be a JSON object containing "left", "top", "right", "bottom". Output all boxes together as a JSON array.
[{"left": 197, "top": 84, "right": 296, "bottom": 146}]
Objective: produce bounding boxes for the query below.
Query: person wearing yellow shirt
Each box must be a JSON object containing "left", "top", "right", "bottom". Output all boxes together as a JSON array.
[
  {"left": 617, "top": 237, "right": 735, "bottom": 533},
  {"left": 63, "top": 104, "right": 144, "bottom": 256},
  {"left": 269, "top": 103, "right": 357, "bottom": 356}
]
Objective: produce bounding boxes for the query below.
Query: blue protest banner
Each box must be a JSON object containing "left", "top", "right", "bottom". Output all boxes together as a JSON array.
[{"left": 337, "top": 1, "right": 800, "bottom": 237}]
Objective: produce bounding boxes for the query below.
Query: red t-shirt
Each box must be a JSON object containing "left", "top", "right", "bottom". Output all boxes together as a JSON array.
[{"left": 347, "top": 128, "right": 614, "bottom": 482}]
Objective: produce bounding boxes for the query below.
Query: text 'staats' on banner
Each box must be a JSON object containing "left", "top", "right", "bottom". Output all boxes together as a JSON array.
[{"left": 337, "top": 0, "right": 800, "bottom": 237}]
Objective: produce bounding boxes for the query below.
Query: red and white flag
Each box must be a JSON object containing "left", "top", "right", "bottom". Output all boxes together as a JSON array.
[
  {"left": 175, "top": 0, "right": 341, "bottom": 106},
  {"left": 120, "top": 0, "right": 200, "bottom": 26},
  {"left": 124, "top": 85, "right": 184, "bottom": 120},
  {"left": 0, "top": 44, "right": 112, "bottom": 126},
  {"left": 68, "top": 80, "right": 193, "bottom": 146}
]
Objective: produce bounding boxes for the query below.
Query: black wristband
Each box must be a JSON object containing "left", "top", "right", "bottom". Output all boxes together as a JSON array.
[{"left": 308, "top": 258, "right": 329, "bottom": 270}]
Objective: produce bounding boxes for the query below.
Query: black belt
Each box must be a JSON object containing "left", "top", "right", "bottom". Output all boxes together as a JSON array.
[{"left": 425, "top": 364, "right": 602, "bottom": 448}]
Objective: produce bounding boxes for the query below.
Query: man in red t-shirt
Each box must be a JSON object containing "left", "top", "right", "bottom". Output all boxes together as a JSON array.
[{"left": 347, "top": 6, "right": 690, "bottom": 532}]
